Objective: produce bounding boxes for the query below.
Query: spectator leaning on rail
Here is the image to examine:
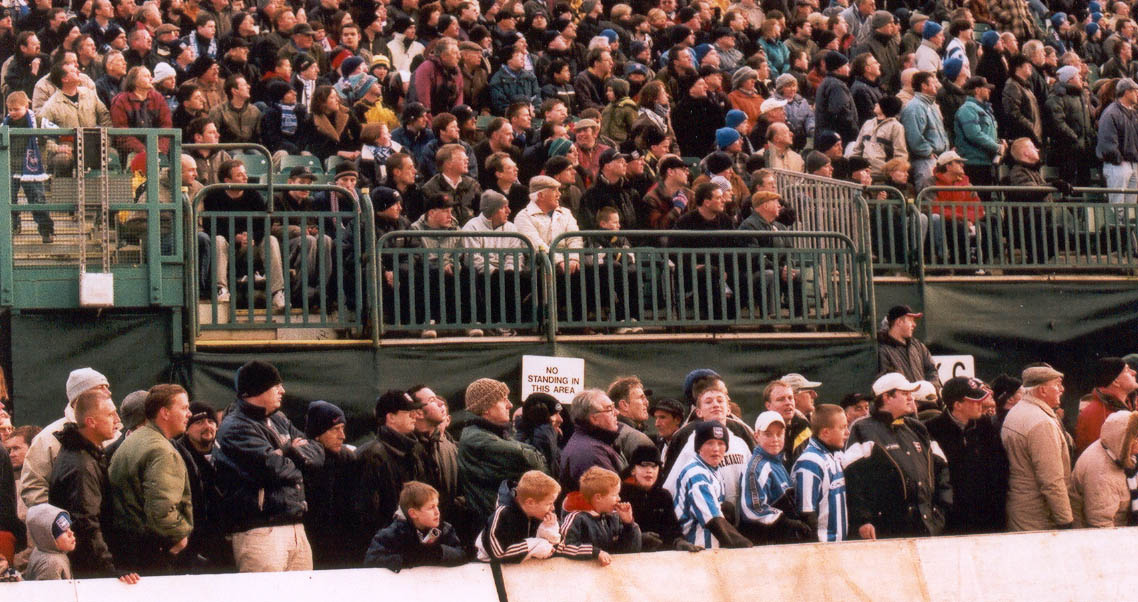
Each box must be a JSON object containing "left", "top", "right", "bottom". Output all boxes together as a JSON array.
[
  {"left": 1001, "top": 365, "right": 1075, "bottom": 532},
  {"left": 214, "top": 360, "right": 323, "bottom": 572}
]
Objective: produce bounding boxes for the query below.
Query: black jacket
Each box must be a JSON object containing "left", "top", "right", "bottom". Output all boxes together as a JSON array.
[
  {"left": 619, "top": 480, "right": 683, "bottom": 548},
  {"left": 876, "top": 328, "right": 940, "bottom": 386},
  {"left": 815, "top": 74, "right": 859, "bottom": 146},
  {"left": 851, "top": 77, "right": 884, "bottom": 129},
  {"left": 213, "top": 398, "right": 324, "bottom": 533},
  {"left": 303, "top": 446, "right": 359, "bottom": 568},
  {"left": 580, "top": 176, "right": 643, "bottom": 232},
  {"left": 47, "top": 424, "right": 116, "bottom": 576},
  {"left": 673, "top": 95, "right": 727, "bottom": 158},
  {"left": 364, "top": 516, "right": 465, "bottom": 571},
  {"left": 924, "top": 412, "right": 1009, "bottom": 534},
  {"left": 174, "top": 438, "right": 226, "bottom": 564},
  {"left": 479, "top": 487, "right": 547, "bottom": 563},
  {"left": 353, "top": 426, "right": 430, "bottom": 554},
  {"left": 845, "top": 411, "right": 952, "bottom": 538}
]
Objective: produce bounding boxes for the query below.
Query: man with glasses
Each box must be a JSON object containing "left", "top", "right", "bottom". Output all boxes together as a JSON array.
[{"left": 560, "top": 389, "right": 624, "bottom": 493}]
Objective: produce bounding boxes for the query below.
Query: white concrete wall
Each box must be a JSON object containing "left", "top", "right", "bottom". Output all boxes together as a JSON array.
[{"left": 8, "top": 528, "right": 1138, "bottom": 601}]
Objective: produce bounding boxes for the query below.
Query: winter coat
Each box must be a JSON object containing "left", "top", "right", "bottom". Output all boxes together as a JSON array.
[
  {"left": 876, "top": 328, "right": 941, "bottom": 385},
  {"left": 815, "top": 74, "right": 859, "bottom": 146},
  {"left": 39, "top": 87, "right": 112, "bottom": 160},
  {"left": 25, "top": 504, "right": 71, "bottom": 581},
  {"left": 1070, "top": 411, "right": 1138, "bottom": 528},
  {"left": 411, "top": 56, "right": 463, "bottom": 115},
  {"left": 900, "top": 93, "right": 949, "bottom": 159},
  {"left": 600, "top": 97, "right": 640, "bottom": 144},
  {"left": 1001, "top": 393, "right": 1074, "bottom": 530},
  {"left": 580, "top": 176, "right": 642, "bottom": 231},
  {"left": 932, "top": 171, "right": 985, "bottom": 221},
  {"left": 457, "top": 418, "right": 548, "bottom": 526},
  {"left": 556, "top": 492, "right": 642, "bottom": 559},
  {"left": 213, "top": 398, "right": 324, "bottom": 533},
  {"left": 1076, "top": 389, "right": 1134, "bottom": 455},
  {"left": 845, "top": 411, "right": 951, "bottom": 537},
  {"left": 673, "top": 94, "right": 726, "bottom": 157},
  {"left": 914, "top": 40, "right": 941, "bottom": 73},
  {"left": 353, "top": 427, "right": 430, "bottom": 551},
  {"left": 516, "top": 423, "right": 562, "bottom": 481},
  {"left": 303, "top": 446, "right": 359, "bottom": 568},
  {"left": 937, "top": 81, "right": 969, "bottom": 145},
  {"left": 1096, "top": 101, "right": 1138, "bottom": 165},
  {"left": 107, "top": 423, "right": 193, "bottom": 550},
  {"left": 850, "top": 116, "right": 908, "bottom": 175},
  {"left": 19, "top": 411, "right": 72, "bottom": 509},
  {"left": 364, "top": 515, "right": 465, "bottom": 570},
  {"left": 108, "top": 89, "right": 173, "bottom": 155},
  {"left": 208, "top": 100, "right": 262, "bottom": 143},
  {"left": 1002, "top": 75, "right": 1042, "bottom": 145},
  {"left": 990, "top": 0, "right": 1040, "bottom": 41},
  {"left": 1044, "top": 82, "right": 1095, "bottom": 158},
  {"left": 866, "top": 33, "right": 902, "bottom": 94},
  {"left": 421, "top": 173, "right": 483, "bottom": 225},
  {"left": 779, "top": 91, "right": 815, "bottom": 149},
  {"left": 954, "top": 96, "right": 1000, "bottom": 165},
  {"left": 619, "top": 478, "right": 684, "bottom": 546},
  {"left": 851, "top": 77, "right": 884, "bottom": 128},
  {"left": 560, "top": 423, "right": 625, "bottom": 492},
  {"left": 924, "top": 412, "right": 1009, "bottom": 534},
  {"left": 759, "top": 37, "right": 790, "bottom": 76},
  {"left": 47, "top": 424, "right": 116, "bottom": 576},
  {"left": 488, "top": 66, "right": 541, "bottom": 115},
  {"left": 417, "top": 429, "right": 460, "bottom": 504}
]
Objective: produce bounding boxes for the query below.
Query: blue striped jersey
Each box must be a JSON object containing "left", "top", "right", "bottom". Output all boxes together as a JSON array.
[
  {"left": 792, "top": 438, "right": 848, "bottom": 542},
  {"left": 672, "top": 457, "right": 725, "bottom": 549},
  {"left": 739, "top": 448, "right": 793, "bottom": 526}
]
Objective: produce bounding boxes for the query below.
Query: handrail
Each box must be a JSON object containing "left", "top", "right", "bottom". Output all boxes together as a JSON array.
[{"left": 183, "top": 143, "right": 275, "bottom": 202}]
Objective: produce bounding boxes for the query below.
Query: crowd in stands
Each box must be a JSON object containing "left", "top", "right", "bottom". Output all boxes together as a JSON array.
[
  {"left": 1, "top": 303, "right": 1137, "bottom": 579},
  {"left": 3, "top": 0, "right": 1127, "bottom": 322}
]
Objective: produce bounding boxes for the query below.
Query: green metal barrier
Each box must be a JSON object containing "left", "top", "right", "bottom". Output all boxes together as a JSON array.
[
  {"left": 915, "top": 186, "right": 1138, "bottom": 272},
  {"left": 0, "top": 127, "right": 182, "bottom": 309},
  {"left": 191, "top": 183, "right": 377, "bottom": 344},
  {"left": 547, "top": 230, "right": 873, "bottom": 333},
  {"left": 375, "top": 230, "right": 549, "bottom": 338},
  {"left": 865, "top": 185, "right": 919, "bottom": 275},
  {"left": 183, "top": 142, "right": 274, "bottom": 200}
]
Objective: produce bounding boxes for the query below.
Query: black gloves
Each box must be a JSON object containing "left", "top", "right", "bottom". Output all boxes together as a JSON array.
[
  {"left": 640, "top": 531, "right": 663, "bottom": 551},
  {"left": 778, "top": 516, "right": 816, "bottom": 541},
  {"left": 673, "top": 537, "right": 702, "bottom": 552},
  {"left": 706, "top": 517, "right": 753, "bottom": 549}
]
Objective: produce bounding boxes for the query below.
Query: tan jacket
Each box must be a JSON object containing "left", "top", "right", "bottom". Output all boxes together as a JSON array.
[
  {"left": 1070, "top": 411, "right": 1138, "bottom": 528},
  {"left": 1001, "top": 393, "right": 1074, "bottom": 530},
  {"left": 38, "top": 87, "right": 112, "bottom": 157}
]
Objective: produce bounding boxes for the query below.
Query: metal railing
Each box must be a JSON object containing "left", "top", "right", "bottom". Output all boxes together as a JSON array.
[
  {"left": 375, "top": 230, "right": 549, "bottom": 337},
  {"left": 190, "top": 184, "right": 377, "bottom": 345},
  {"left": 0, "top": 127, "right": 183, "bottom": 308},
  {"left": 548, "top": 230, "right": 873, "bottom": 333},
  {"left": 915, "top": 187, "right": 1138, "bottom": 272},
  {"left": 865, "top": 186, "right": 920, "bottom": 275},
  {"left": 183, "top": 143, "right": 275, "bottom": 199}
]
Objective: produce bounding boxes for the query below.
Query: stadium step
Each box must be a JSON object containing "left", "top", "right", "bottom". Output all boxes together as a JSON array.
[{"left": 195, "top": 301, "right": 343, "bottom": 342}]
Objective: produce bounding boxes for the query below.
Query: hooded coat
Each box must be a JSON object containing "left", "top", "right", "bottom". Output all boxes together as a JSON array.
[
  {"left": 25, "top": 504, "right": 72, "bottom": 581},
  {"left": 1070, "top": 411, "right": 1138, "bottom": 528}
]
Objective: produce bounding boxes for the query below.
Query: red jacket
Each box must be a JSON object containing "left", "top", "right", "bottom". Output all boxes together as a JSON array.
[
  {"left": 109, "top": 89, "right": 172, "bottom": 155},
  {"left": 1075, "top": 388, "right": 1135, "bottom": 455},
  {"left": 932, "top": 171, "right": 985, "bottom": 222}
]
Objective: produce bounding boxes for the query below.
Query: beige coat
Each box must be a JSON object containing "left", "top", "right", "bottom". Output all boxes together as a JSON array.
[
  {"left": 1002, "top": 393, "right": 1074, "bottom": 530},
  {"left": 1070, "top": 411, "right": 1138, "bottom": 528}
]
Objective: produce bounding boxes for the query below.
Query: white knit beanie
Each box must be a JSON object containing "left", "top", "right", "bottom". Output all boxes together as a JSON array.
[{"left": 66, "top": 368, "right": 109, "bottom": 404}]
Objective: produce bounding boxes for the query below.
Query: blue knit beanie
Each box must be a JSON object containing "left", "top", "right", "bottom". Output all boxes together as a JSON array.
[
  {"left": 715, "top": 127, "right": 741, "bottom": 149},
  {"left": 922, "top": 21, "right": 942, "bottom": 39}
]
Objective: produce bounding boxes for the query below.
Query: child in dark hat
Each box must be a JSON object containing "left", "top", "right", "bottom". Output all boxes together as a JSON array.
[
  {"left": 619, "top": 445, "right": 699, "bottom": 552},
  {"left": 364, "top": 481, "right": 465, "bottom": 571},
  {"left": 516, "top": 393, "right": 564, "bottom": 478}
]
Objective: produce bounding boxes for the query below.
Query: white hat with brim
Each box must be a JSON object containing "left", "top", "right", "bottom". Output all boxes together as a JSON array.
[{"left": 872, "top": 372, "right": 922, "bottom": 397}]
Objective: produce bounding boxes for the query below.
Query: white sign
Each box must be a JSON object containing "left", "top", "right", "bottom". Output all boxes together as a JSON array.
[
  {"left": 933, "top": 355, "right": 975, "bottom": 383},
  {"left": 521, "top": 355, "right": 585, "bottom": 403}
]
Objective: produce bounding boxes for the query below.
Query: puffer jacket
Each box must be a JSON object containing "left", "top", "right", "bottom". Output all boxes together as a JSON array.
[
  {"left": 1001, "top": 393, "right": 1074, "bottom": 531},
  {"left": 900, "top": 93, "right": 949, "bottom": 159},
  {"left": 1070, "top": 411, "right": 1138, "bottom": 528},
  {"left": 457, "top": 418, "right": 548, "bottom": 526},
  {"left": 954, "top": 96, "right": 1000, "bottom": 165},
  {"left": 364, "top": 514, "right": 465, "bottom": 570},
  {"left": 107, "top": 423, "right": 193, "bottom": 549},
  {"left": 759, "top": 37, "right": 790, "bottom": 76},
  {"left": 1044, "top": 81, "right": 1095, "bottom": 157},
  {"left": 600, "top": 97, "right": 640, "bottom": 144},
  {"left": 488, "top": 66, "right": 540, "bottom": 115},
  {"left": 213, "top": 398, "right": 324, "bottom": 533},
  {"left": 47, "top": 424, "right": 117, "bottom": 576},
  {"left": 876, "top": 328, "right": 941, "bottom": 385}
]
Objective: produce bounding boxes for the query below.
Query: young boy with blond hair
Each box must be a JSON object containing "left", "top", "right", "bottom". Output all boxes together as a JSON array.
[
  {"left": 365, "top": 481, "right": 466, "bottom": 571},
  {"left": 477, "top": 470, "right": 563, "bottom": 563},
  {"left": 558, "top": 466, "right": 642, "bottom": 565}
]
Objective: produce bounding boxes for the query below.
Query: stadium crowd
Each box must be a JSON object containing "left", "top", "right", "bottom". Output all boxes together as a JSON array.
[
  {"left": 2, "top": 0, "right": 1126, "bottom": 322},
  {"left": 1, "top": 304, "right": 1137, "bottom": 578}
]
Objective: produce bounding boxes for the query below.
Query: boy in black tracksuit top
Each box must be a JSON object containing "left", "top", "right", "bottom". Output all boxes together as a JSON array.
[
  {"left": 557, "top": 467, "right": 642, "bottom": 566},
  {"left": 477, "top": 471, "right": 563, "bottom": 563},
  {"left": 364, "top": 481, "right": 465, "bottom": 571}
]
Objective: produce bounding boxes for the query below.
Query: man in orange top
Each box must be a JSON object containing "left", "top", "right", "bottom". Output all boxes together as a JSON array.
[
  {"left": 931, "top": 150, "right": 985, "bottom": 265},
  {"left": 1074, "top": 357, "right": 1138, "bottom": 455}
]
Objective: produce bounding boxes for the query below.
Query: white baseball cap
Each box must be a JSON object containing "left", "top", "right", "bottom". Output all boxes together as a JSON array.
[
  {"left": 760, "top": 96, "right": 788, "bottom": 114},
  {"left": 913, "top": 380, "right": 938, "bottom": 401},
  {"left": 872, "top": 372, "right": 922, "bottom": 396},
  {"left": 754, "top": 410, "right": 786, "bottom": 433}
]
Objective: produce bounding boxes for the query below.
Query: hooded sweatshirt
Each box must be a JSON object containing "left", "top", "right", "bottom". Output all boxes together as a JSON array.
[
  {"left": 1071, "top": 411, "right": 1138, "bottom": 527},
  {"left": 26, "top": 504, "right": 72, "bottom": 581}
]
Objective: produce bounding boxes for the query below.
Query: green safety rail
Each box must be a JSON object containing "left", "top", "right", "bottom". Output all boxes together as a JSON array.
[
  {"left": 547, "top": 230, "right": 874, "bottom": 334},
  {"left": 864, "top": 185, "right": 920, "bottom": 275},
  {"left": 914, "top": 186, "right": 1138, "bottom": 272},
  {"left": 0, "top": 127, "right": 183, "bottom": 309},
  {"left": 190, "top": 183, "right": 377, "bottom": 349},
  {"left": 375, "top": 230, "right": 550, "bottom": 338}
]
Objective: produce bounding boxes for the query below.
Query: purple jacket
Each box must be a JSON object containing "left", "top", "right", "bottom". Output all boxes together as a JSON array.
[{"left": 559, "top": 423, "right": 623, "bottom": 492}]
